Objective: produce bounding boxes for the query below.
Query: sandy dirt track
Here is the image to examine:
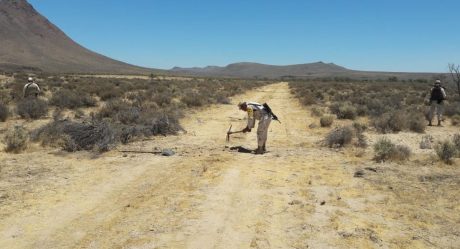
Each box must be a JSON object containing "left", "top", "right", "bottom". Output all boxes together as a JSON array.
[{"left": 0, "top": 83, "right": 459, "bottom": 249}]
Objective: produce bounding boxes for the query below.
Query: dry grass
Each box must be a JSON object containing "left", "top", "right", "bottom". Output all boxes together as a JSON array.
[
  {"left": 3, "top": 125, "right": 29, "bottom": 153},
  {"left": 0, "top": 101, "right": 9, "bottom": 122},
  {"left": 0, "top": 74, "right": 270, "bottom": 152},
  {"left": 373, "top": 137, "right": 411, "bottom": 162},
  {"left": 290, "top": 80, "right": 457, "bottom": 134},
  {"left": 434, "top": 140, "right": 457, "bottom": 164},
  {"left": 320, "top": 115, "right": 334, "bottom": 127},
  {"left": 17, "top": 98, "right": 48, "bottom": 119}
]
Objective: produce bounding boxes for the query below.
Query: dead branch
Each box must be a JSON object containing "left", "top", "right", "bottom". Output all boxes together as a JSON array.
[{"left": 448, "top": 63, "right": 460, "bottom": 97}]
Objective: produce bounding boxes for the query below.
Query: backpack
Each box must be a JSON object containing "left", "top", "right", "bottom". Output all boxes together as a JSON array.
[
  {"left": 262, "top": 103, "right": 280, "bottom": 123},
  {"left": 430, "top": 86, "right": 445, "bottom": 102}
]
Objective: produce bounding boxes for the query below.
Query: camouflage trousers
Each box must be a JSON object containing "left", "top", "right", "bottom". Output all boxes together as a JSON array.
[
  {"left": 429, "top": 101, "right": 444, "bottom": 122},
  {"left": 257, "top": 114, "right": 272, "bottom": 147}
]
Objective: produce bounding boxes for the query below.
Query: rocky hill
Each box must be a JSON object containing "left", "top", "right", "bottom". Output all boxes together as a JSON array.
[{"left": 0, "top": 0, "right": 156, "bottom": 74}]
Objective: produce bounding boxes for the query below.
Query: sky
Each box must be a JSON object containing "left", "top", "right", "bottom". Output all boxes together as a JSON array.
[{"left": 28, "top": 0, "right": 460, "bottom": 72}]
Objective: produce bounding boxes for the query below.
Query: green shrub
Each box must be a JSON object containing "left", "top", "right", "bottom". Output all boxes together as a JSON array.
[
  {"left": 320, "top": 115, "right": 334, "bottom": 127},
  {"left": 373, "top": 137, "right": 411, "bottom": 162},
  {"left": 0, "top": 102, "right": 9, "bottom": 122},
  {"left": 325, "top": 126, "right": 354, "bottom": 147},
  {"left": 434, "top": 140, "right": 457, "bottom": 164},
  {"left": 4, "top": 125, "right": 29, "bottom": 153},
  {"left": 17, "top": 98, "right": 48, "bottom": 119}
]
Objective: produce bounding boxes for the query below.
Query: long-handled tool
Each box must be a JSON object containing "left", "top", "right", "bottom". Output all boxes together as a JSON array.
[{"left": 226, "top": 125, "right": 244, "bottom": 142}]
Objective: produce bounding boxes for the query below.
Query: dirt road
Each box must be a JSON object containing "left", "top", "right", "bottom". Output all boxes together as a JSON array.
[{"left": 0, "top": 83, "right": 459, "bottom": 249}]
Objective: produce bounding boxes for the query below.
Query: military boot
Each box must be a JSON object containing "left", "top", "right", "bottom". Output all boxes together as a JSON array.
[
  {"left": 428, "top": 120, "right": 432, "bottom": 126},
  {"left": 262, "top": 144, "right": 266, "bottom": 152},
  {"left": 255, "top": 146, "right": 264, "bottom": 155},
  {"left": 437, "top": 120, "right": 442, "bottom": 127}
]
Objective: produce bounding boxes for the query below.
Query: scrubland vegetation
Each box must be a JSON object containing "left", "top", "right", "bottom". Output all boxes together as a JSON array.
[
  {"left": 291, "top": 80, "right": 460, "bottom": 132},
  {"left": 290, "top": 79, "right": 460, "bottom": 164},
  {"left": 1, "top": 73, "right": 268, "bottom": 152}
]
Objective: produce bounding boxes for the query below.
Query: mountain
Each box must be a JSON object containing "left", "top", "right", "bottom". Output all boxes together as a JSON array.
[
  {"left": 171, "top": 61, "right": 440, "bottom": 80},
  {"left": 171, "top": 62, "right": 350, "bottom": 78},
  {"left": 0, "top": 0, "right": 157, "bottom": 74}
]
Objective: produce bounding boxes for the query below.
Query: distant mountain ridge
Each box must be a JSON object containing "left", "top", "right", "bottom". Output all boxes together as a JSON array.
[
  {"left": 171, "top": 61, "right": 440, "bottom": 80},
  {"left": 0, "top": 0, "right": 157, "bottom": 74},
  {"left": 171, "top": 62, "right": 349, "bottom": 78}
]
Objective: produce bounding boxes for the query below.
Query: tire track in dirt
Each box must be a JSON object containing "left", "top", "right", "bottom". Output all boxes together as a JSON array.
[
  {"left": 0, "top": 83, "right": 343, "bottom": 249},
  {"left": 182, "top": 83, "right": 319, "bottom": 249},
  {"left": 2, "top": 82, "right": 457, "bottom": 248}
]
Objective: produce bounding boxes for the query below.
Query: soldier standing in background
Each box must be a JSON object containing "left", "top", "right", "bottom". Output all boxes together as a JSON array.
[
  {"left": 428, "top": 79, "right": 447, "bottom": 126},
  {"left": 23, "top": 77, "right": 41, "bottom": 99}
]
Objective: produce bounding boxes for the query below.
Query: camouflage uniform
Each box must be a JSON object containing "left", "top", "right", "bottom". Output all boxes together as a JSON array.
[
  {"left": 245, "top": 102, "right": 272, "bottom": 153},
  {"left": 428, "top": 81, "right": 447, "bottom": 126},
  {"left": 23, "top": 81, "right": 41, "bottom": 98}
]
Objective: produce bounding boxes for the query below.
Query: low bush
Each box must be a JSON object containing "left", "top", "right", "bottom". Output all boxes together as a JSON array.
[
  {"left": 373, "top": 137, "right": 411, "bottom": 162},
  {"left": 444, "top": 101, "right": 460, "bottom": 117},
  {"left": 4, "top": 125, "right": 29, "bottom": 153},
  {"left": 434, "top": 140, "right": 457, "bottom": 164},
  {"left": 17, "top": 98, "right": 48, "bottom": 119},
  {"left": 300, "top": 92, "right": 317, "bottom": 105},
  {"left": 352, "top": 122, "right": 367, "bottom": 133},
  {"left": 152, "top": 91, "right": 173, "bottom": 106},
  {"left": 0, "top": 102, "right": 9, "bottom": 122},
  {"left": 373, "top": 138, "right": 394, "bottom": 162},
  {"left": 408, "top": 112, "right": 426, "bottom": 133},
  {"left": 451, "top": 115, "right": 460, "bottom": 126},
  {"left": 420, "top": 135, "right": 433, "bottom": 149},
  {"left": 355, "top": 132, "right": 368, "bottom": 148},
  {"left": 33, "top": 120, "right": 116, "bottom": 152},
  {"left": 311, "top": 106, "right": 324, "bottom": 117},
  {"left": 181, "top": 91, "right": 206, "bottom": 107},
  {"left": 320, "top": 115, "right": 334, "bottom": 127},
  {"left": 453, "top": 134, "right": 460, "bottom": 155},
  {"left": 50, "top": 89, "right": 96, "bottom": 109},
  {"left": 215, "top": 94, "right": 231, "bottom": 105},
  {"left": 97, "top": 100, "right": 131, "bottom": 120},
  {"left": 324, "top": 126, "right": 354, "bottom": 148},
  {"left": 98, "top": 88, "right": 123, "bottom": 101},
  {"left": 372, "top": 111, "right": 407, "bottom": 134},
  {"left": 356, "top": 105, "right": 369, "bottom": 116},
  {"left": 330, "top": 103, "right": 357, "bottom": 120},
  {"left": 393, "top": 145, "right": 412, "bottom": 161}
]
